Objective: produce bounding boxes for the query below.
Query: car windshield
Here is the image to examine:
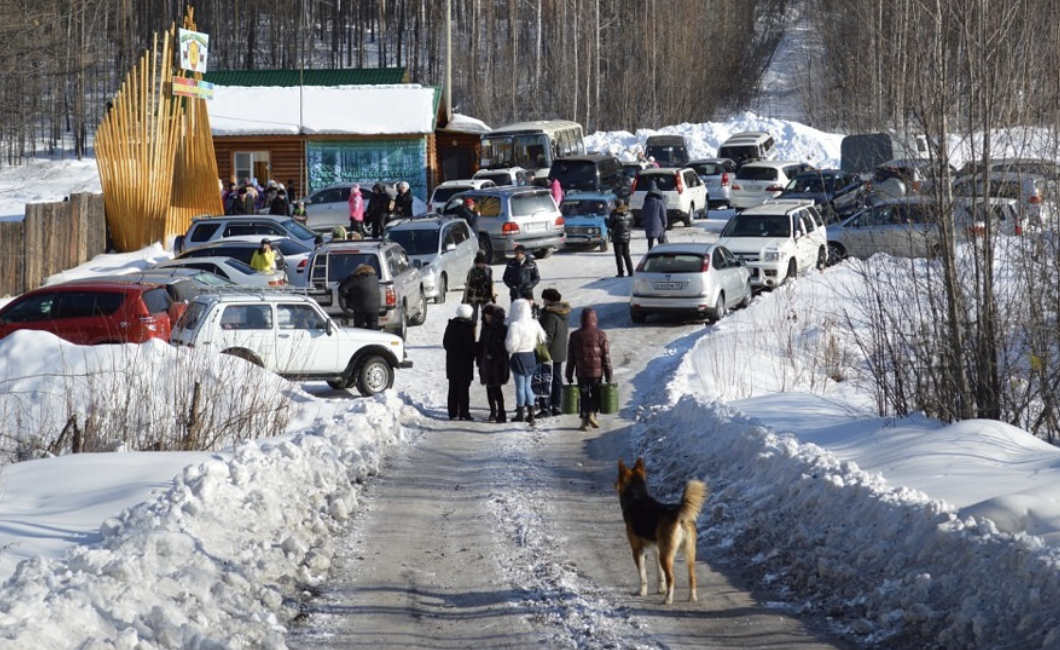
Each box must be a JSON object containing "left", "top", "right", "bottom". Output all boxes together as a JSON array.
[
  {"left": 280, "top": 219, "right": 316, "bottom": 240},
  {"left": 636, "top": 173, "right": 676, "bottom": 191},
  {"left": 690, "top": 162, "right": 724, "bottom": 176},
  {"left": 736, "top": 167, "right": 779, "bottom": 181},
  {"left": 510, "top": 192, "right": 557, "bottom": 217},
  {"left": 225, "top": 259, "right": 258, "bottom": 274},
  {"left": 642, "top": 253, "right": 704, "bottom": 274},
  {"left": 560, "top": 200, "right": 608, "bottom": 216},
  {"left": 721, "top": 214, "right": 792, "bottom": 237},
  {"left": 785, "top": 175, "right": 828, "bottom": 193},
  {"left": 550, "top": 161, "right": 599, "bottom": 190},
  {"left": 387, "top": 229, "right": 441, "bottom": 256},
  {"left": 718, "top": 145, "right": 759, "bottom": 162},
  {"left": 432, "top": 186, "right": 471, "bottom": 203},
  {"left": 273, "top": 239, "right": 312, "bottom": 255},
  {"left": 325, "top": 252, "right": 382, "bottom": 283}
]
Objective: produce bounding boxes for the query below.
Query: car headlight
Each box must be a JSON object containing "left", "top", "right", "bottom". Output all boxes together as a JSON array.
[{"left": 762, "top": 247, "right": 783, "bottom": 262}]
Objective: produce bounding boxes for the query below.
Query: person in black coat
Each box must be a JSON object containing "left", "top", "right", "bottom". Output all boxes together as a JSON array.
[
  {"left": 366, "top": 183, "right": 390, "bottom": 238},
  {"left": 444, "top": 303, "right": 478, "bottom": 420},
  {"left": 453, "top": 196, "right": 479, "bottom": 236},
  {"left": 538, "top": 288, "right": 571, "bottom": 417},
  {"left": 338, "top": 264, "right": 381, "bottom": 330},
  {"left": 607, "top": 198, "right": 635, "bottom": 277},
  {"left": 502, "top": 245, "right": 540, "bottom": 302},
  {"left": 641, "top": 181, "right": 668, "bottom": 250},
  {"left": 477, "top": 304, "right": 510, "bottom": 422},
  {"left": 394, "top": 181, "right": 415, "bottom": 217}
]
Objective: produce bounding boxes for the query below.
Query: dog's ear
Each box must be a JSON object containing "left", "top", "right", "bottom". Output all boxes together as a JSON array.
[
  {"left": 618, "top": 459, "right": 628, "bottom": 473},
  {"left": 633, "top": 457, "right": 646, "bottom": 476}
]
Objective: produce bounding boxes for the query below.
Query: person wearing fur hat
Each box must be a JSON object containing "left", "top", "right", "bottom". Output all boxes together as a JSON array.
[
  {"left": 443, "top": 303, "right": 477, "bottom": 420},
  {"left": 538, "top": 287, "right": 571, "bottom": 417},
  {"left": 338, "top": 264, "right": 381, "bottom": 330},
  {"left": 462, "top": 251, "right": 495, "bottom": 324},
  {"left": 477, "top": 304, "right": 510, "bottom": 422}
]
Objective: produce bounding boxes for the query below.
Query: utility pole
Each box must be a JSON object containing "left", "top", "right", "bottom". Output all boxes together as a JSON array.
[{"left": 445, "top": 0, "right": 452, "bottom": 122}]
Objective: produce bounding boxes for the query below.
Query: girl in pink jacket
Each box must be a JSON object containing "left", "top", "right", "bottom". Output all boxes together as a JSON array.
[{"left": 348, "top": 184, "right": 365, "bottom": 235}]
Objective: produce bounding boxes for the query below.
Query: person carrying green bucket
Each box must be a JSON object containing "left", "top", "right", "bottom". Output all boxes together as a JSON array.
[{"left": 566, "top": 306, "right": 614, "bottom": 431}]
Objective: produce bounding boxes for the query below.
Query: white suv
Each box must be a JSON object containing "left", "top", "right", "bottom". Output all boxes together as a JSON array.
[
  {"left": 628, "top": 167, "right": 709, "bottom": 227},
  {"left": 170, "top": 293, "right": 411, "bottom": 395},
  {"left": 731, "top": 161, "right": 815, "bottom": 211},
  {"left": 717, "top": 200, "right": 828, "bottom": 289}
]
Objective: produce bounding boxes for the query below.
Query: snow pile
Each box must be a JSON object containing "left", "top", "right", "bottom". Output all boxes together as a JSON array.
[{"left": 0, "top": 393, "right": 417, "bottom": 648}]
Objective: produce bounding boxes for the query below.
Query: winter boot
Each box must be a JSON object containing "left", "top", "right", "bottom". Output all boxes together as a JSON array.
[
  {"left": 588, "top": 412, "right": 600, "bottom": 429},
  {"left": 578, "top": 417, "right": 590, "bottom": 432},
  {"left": 528, "top": 408, "right": 536, "bottom": 425},
  {"left": 514, "top": 407, "right": 525, "bottom": 422},
  {"left": 488, "top": 409, "right": 497, "bottom": 423},
  {"left": 496, "top": 409, "right": 507, "bottom": 423}
]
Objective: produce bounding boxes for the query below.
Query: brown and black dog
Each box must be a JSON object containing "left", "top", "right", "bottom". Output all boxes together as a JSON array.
[{"left": 615, "top": 457, "right": 708, "bottom": 604}]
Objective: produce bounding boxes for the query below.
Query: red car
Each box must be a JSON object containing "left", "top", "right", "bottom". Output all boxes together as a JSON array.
[{"left": 0, "top": 280, "right": 174, "bottom": 344}]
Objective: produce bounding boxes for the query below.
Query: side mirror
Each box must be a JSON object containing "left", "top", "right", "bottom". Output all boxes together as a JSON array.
[
  {"left": 326, "top": 319, "right": 334, "bottom": 335},
  {"left": 444, "top": 243, "right": 457, "bottom": 252}
]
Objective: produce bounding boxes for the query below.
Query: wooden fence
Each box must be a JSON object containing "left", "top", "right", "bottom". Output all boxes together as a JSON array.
[{"left": 0, "top": 193, "right": 107, "bottom": 298}]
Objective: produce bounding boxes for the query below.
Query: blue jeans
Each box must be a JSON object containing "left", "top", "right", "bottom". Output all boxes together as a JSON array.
[{"left": 513, "top": 372, "right": 535, "bottom": 407}]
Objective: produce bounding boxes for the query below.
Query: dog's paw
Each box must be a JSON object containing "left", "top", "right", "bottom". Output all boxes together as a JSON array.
[
  {"left": 689, "top": 591, "right": 698, "bottom": 603},
  {"left": 637, "top": 586, "right": 648, "bottom": 597}
]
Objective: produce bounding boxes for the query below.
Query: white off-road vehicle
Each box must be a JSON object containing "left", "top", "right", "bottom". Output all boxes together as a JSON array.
[
  {"left": 170, "top": 292, "right": 411, "bottom": 395},
  {"left": 717, "top": 200, "right": 828, "bottom": 289}
]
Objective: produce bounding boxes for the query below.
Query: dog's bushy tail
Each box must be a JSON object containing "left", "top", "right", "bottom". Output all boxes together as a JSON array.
[{"left": 677, "top": 480, "right": 708, "bottom": 522}]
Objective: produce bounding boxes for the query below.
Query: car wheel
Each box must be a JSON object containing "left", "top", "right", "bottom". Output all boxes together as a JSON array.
[
  {"left": 827, "top": 242, "right": 847, "bottom": 264},
  {"left": 708, "top": 293, "right": 726, "bottom": 324},
  {"left": 816, "top": 247, "right": 828, "bottom": 271},
  {"left": 435, "top": 274, "right": 448, "bottom": 304},
  {"left": 396, "top": 307, "right": 408, "bottom": 341},
  {"left": 600, "top": 235, "right": 610, "bottom": 252},
  {"left": 356, "top": 355, "right": 394, "bottom": 396},
  {"left": 630, "top": 309, "right": 647, "bottom": 324},
  {"left": 481, "top": 236, "right": 502, "bottom": 264},
  {"left": 737, "top": 282, "right": 754, "bottom": 307},
  {"left": 222, "top": 348, "right": 264, "bottom": 367},
  {"left": 686, "top": 205, "right": 695, "bottom": 227},
  {"left": 408, "top": 291, "right": 428, "bottom": 326}
]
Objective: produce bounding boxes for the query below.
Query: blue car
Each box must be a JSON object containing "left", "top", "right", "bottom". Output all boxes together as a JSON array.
[{"left": 559, "top": 192, "right": 615, "bottom": 251}]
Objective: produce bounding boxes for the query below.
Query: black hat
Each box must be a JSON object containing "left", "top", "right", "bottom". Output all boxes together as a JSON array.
[
  {"left": 541, "top": 288, "right": 561, "bottom": 302},
  {"left": 514, "top": 244, "right": 527, "bottom": 254},
  {"left": 261, "top": 238, "right": 272, "bottom": 245},
  {"left": 474, "top": 251, "right": 488, "bottom": 264}
]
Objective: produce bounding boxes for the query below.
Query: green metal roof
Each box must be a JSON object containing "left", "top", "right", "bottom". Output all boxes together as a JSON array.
[{"left": 203, "top": 67, "right": 408, "bottom": 87}]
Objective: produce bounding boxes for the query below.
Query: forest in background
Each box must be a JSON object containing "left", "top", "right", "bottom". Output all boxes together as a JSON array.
[{"left": 0, "top": 0, "right": 787, "bottom": 166}]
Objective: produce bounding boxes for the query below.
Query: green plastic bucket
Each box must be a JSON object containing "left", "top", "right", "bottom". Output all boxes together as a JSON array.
[
  {"left": 562, "top": 383, "right": 580, "bottom": 415},
  {"left": 600, "top": 382, "right": 620, "bottom": 414}
]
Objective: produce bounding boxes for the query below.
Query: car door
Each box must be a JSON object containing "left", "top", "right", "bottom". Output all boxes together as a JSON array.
[
  {"left": 718, "top": 245, "right": 749, "bottom": 305},
  {"left": 446, "top": 221, "right": 476, "bottom": 285},
  {"left": 388, "top": 247, "right": 421, "bottom": 317},
  {"left": 273, "top": 302, "right": 334, "bottom": 375},
  {"left": 684, "top": 169, "right": 707, "bottom": 210},
  {"left": 307, "top": 188, "right": 348, "bottom": 229},
  {"left": 791, "top": 211, "right": 815, "bottom": 271},
  {"left": 839, "top": 210, "right": 875, "bottom": 259},
  {"left": 216, "top": 303, "right": 277, "bottom": 367}
]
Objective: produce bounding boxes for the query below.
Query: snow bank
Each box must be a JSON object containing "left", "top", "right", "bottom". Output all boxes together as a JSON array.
[
  {"left": 0, "top": 394, "right": 418, "bottom": 648},
  {"left": 633, "top": 357, "right": 1060, "bottom": 648}
]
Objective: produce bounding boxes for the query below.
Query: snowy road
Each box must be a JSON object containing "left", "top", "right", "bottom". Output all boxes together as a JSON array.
[{"left": 287, "top": 220, "right": 853, "bottom": 649}]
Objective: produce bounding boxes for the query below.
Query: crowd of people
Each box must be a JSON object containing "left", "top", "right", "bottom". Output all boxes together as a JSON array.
[{"left": 441, "top": 246, "right": 614, "bottom": 431}]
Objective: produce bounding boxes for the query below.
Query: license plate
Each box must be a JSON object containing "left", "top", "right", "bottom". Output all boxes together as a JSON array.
[
  {"left": 653, "top": 282, "right": 683, "bottom": 290},
  {"left": 524, "top": 222, "right": 547, "bottom": 232}
]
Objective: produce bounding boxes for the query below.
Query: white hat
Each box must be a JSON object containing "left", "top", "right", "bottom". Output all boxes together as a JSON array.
[{"left": 456, "top": 304, "right": 474, "bottom": 320}]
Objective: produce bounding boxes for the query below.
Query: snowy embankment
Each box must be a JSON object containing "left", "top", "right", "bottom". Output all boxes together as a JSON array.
[
  {"left": 0, "top": 390, "right": 418, "bottom": 648},
  {"left": 629, "top": 271, "right": 1060, "bottom": 648}
]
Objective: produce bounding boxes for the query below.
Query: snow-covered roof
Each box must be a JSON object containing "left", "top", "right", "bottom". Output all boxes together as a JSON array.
[
  {"left": 440, "top": 113, "right": 491, "bottom": 134},
  {"left": 206, "top": 84, "right": 440, "bottom": 136}
]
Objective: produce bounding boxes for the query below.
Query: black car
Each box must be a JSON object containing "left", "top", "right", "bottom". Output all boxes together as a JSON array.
[
  {"left": 548, "top": 154, "right": 631, "bottom": 199},
  {"left": 778, "top": 169, "right": 866, "bottom": 222}
]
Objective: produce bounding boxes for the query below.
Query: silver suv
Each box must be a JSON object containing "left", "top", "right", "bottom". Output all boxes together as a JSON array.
[
  {"left": 302, "top": 240, "right": 428, "bottom": 340},
  {"left": 385, "top": 215, "right": 479, "bottom": 303},
  {"left": 175, "top": 215, "right": 319, "bottom": 254},
  {"left": 170, "top": 292, "right": 411, "bottom": 395},
  {"left": 439, "top": 186, "right": 565, "bottom": 263}
]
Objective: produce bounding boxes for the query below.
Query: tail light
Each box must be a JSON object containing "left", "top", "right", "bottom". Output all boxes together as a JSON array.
[
  {"left": 1016, "top": 223, "right": 1024, "bottom": 235},
  {"left": 385, "top": 286, "right": 397, "bottom": 308},
  {"left": 676, "top": 174, "right": 685, "bottom": 194},
  {"left": 635, "top": 258, "right": 646, "bottom": 272},
  {"left": 268, "top": 277, "right": 286, "bottom": 286},
  {"left": 297, "top": 258, "right": 308, "bottom": 272},
  {"left": 911, "top": 180, "right": 922, "bottom": 193},
  {"left": 720, "top": 172, "right": 730, "bottom": 187},
  {"left": 732, "top": 182, "right": 742, "bottom": 191},
  {"left": 1029, "top": 194, "right": 1042, "bottom": 204},
  {"left": 501, "top": 222, "right": 520, "bottom": 234},
  {"left": 766, "top": 184, "right": 784, "bottom": 192},
  {"left": 555, "top": 216, "right": 565, "bottom": 227},
  {"left": 701, "top": 256, "right": 711, "bottom": 272},
  {"left": 631, "top": 178, "right": 638, "bottom": 193}
]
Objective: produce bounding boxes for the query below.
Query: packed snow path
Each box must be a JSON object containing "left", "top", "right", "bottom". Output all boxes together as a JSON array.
[{"left": 287, "top": 222, "right": 851, "bottom": 649}]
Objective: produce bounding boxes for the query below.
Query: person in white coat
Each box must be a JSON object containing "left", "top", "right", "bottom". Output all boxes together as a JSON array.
[{"left": 505, "top": 298, "right": 547, "bottom": 424}]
